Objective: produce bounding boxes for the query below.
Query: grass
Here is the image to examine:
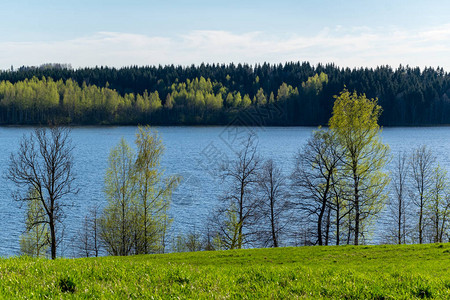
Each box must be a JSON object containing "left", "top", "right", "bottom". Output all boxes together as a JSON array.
[{"left": 0, "top": 243, "right": 449, "bottom": 299}]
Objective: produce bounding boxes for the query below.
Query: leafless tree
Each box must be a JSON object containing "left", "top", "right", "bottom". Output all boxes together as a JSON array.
[
  {"left": 76, "top": 205, "right": 101, "bottom": 257},
  {"left": 214, "top": 134, "right": 261, "bottom": 249},
  {"left": 329, "top": 178, "right": 351, "bottom": 245},
  {"left": 410, "top": 145, "right": 435, "bottom": 244},
  {"left": 291, "top": 130, "right": 343, "bottom": 246},
  {"left": 388, "top": 152, "right": 411, "bottom": 244},
  {"left": 255, "top": 159, "right": 290, "bottom": 247},
  {"left": 7, "top": 127, "right": 77, "bottom": 259},
  {"left": 172, "top": 228, "right": 204, "bottom": 253}
]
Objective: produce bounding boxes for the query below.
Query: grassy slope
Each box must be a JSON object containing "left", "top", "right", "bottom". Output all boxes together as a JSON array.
[{"left": 0, "top": 244, "right": 449, "bottom": 299}]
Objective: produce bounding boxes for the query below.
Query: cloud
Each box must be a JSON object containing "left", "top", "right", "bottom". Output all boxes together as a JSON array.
[{"left": 1, "top": 24, "right": 450, "bottom": 70}]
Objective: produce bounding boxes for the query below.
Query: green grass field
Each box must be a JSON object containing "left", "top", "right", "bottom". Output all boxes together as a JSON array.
[{"left": 0, "top": 243, "right": 449, "bottom": 299}]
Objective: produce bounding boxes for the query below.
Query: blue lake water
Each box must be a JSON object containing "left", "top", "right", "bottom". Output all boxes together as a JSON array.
[{"left": 0, "top": 126, "right": 449, "bottom": 257}]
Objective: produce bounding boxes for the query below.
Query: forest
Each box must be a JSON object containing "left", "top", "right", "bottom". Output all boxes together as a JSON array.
[{"left": 0, "top": 62, "right": 449, "bottom": 126}]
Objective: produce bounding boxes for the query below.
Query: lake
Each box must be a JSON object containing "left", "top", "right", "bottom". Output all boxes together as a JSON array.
[{"left": 0, "top": 126, "right": 449, "bottom": 257}]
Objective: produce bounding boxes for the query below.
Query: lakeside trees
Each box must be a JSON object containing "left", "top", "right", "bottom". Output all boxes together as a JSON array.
[
  {"left": 100, "top": 138, "right": 137, "bottom": 256},
  {"left": 7, "top": 87, "right": 450, "bottom": 259},
  {"left": 384, "top": 146, "right": 450, "bottom": 244},
  {"left": 291, "top": 90, "right": 390, "bottom": 246}
]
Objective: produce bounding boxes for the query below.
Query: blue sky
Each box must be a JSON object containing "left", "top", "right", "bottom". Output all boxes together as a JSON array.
[{"left": 1, "top": 0, "right": 450, "bottom": 70}]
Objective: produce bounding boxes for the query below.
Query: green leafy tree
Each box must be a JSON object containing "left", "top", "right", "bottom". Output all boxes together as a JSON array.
[
  {"left": 100, "top": 128, "right": 179, "bottom": 256},
  {"left": 100, "top": 138, "right": 137, "bottom": 256},
  {"left": 329, "top": 89, "right": 390, "bottom": 245},
  {"left": 427, "top": 165, "right": 450, "bottom": 243},
  {"left": 302, "top": 72, "right": 328, "bottom": 95},
  {"left": 255, "top": 88, "right": 267, "bottom": 106},
  {"left": 20, "top": 188, "right": 50, "bottom": 257},
  {"left": 241, "top": 94, "right": 252, "bottom": 108},
  {"left": 134, "top": 126, "right": 180, "bottom": 254}
]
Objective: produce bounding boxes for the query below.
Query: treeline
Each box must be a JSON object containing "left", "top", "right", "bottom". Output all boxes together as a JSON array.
[
  {"left": 1, "top": 63, "right": 450, "bottom": 125},
  {"left": 0, "top": 76, "right": 302, "bottom": 125}
]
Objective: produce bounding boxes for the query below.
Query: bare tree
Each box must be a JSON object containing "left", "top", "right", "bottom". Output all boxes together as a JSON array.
[
  {"left": 410, "top": 145, "right": 435, "bottom": 244},
  {"left": 172, "top": 228, "right": 204, "bottom": 253},
  {"left": 388, "top": 152, "right": 410, "bottom": 244},
  {"left": 291, "top": 129, "right": 343, "bottom": 246},
  {"left": 8, "top": 127, "right": 77, "bottom": 259},
  {"left": 76, "top": 205, "right": 101, "bottom": 257},
  {"left": 214, "top": 134, "right": 261, "bottom": 249},
  {"left": 329, "top": 178, "right": 351, "bottom": 245},
  {"left": 256, "top": 159, "right": 290, "bottom": 247}
]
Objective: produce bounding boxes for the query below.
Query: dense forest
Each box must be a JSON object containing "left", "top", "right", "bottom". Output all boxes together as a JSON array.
[{"left": 0, "top": 62, "right": 450, "bottom": 125}]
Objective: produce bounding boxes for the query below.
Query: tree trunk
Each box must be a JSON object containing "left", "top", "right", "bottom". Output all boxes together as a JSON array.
[
  {"left": 325, "top": 207, "right": 331, "bottom": 246},
  {"left": 238, "top": 178, "right": 245, "bottom": 249},
  {"left": 419, "top": 196, "right": 423, "bottom": 244},
  {"left": 398, "top": 194, "right": 402, "bottom": 244},
  {"left": 317, "top": 207, "right": 324, "bottom": 246},
  {"left": 336, "top": 200, "right": 340, "bottom": 246},
  {"left": 50, "top": 218, "right": 56, "bottom": 259},
  {"left": 354, "top": 172, "right": 360, "bottom": 245},
  {"left": 270, "top": 192, "right": 278, "bottom": 247}
]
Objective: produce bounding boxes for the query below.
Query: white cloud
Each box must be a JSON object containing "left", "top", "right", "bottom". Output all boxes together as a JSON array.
[{"left": 1, "top": 24, "right": 450, "bottom": 70}]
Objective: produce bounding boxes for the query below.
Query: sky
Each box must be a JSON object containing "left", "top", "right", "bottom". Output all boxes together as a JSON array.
[{"left": 1, "top": 0, "right": 450, "bottom": 70}]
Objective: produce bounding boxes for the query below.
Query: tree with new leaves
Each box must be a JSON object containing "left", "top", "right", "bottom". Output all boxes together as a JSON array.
[
  {"left": 8, "top": 127, "right": 77, "bottom": 259},
  {"left": 134, "top": 126, "right": 180, "bottom": 254},
  {"left": 427, "top": 165, "right": 450, "bottom": 243},
  {"left": 210, "top": 202, "right": 241, "bottom": 250},
  {"left": 100, "top": 138, "right": 137, "bottom": 256},
  {"left": 329, "top": 89, "right": 390, "bottom": 245},
  {"left": 100, "top": 127, "right": 179, "bottom": 256},
  {"left": 20, "top": 188, "right": 50, "bottom": 257}
]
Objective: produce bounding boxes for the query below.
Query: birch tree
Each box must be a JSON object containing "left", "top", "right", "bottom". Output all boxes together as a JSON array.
[
  {"left": 134, "top": 126, "right": 180, "bottom": 254},
  {"left": 329, "top": 89, "right": 390, "bottom": 245}
]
